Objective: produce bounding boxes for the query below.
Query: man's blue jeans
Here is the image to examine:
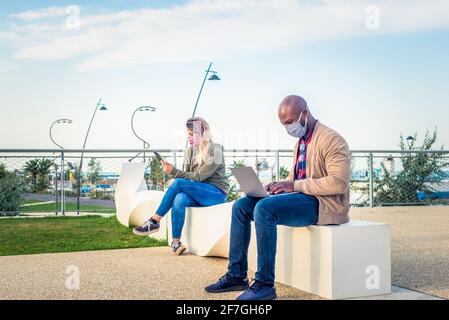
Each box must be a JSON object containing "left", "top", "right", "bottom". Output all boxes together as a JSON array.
[
  {"left": 228, "top": 192, "right": 319, "bottom": 286},
  {"left": 156, "top": 178, "right": 227, "bottom": 239}
]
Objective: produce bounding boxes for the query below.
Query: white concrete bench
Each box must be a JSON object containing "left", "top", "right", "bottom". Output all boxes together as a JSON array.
[
  {"left": 167, "top": 201, "right": 391, "bottom": 299},
  {"left": 116, "top": 168, "right": 391, "bottom": 300},
  {"left": 247, "top": 221, "right": 391, "bottom": 299},
  {"left": 167, "top": 202, "right": 234, "bottom": 257},
  {"left": 115, "top": 163, "right": 167, "bottom": 241}
]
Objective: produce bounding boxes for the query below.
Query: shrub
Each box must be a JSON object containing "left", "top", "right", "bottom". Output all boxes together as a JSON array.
[
  {"left": 0, "top": 163, "right": 6, "bottom": 179},
  {"left": 0, "top": 171, "right": 25, "bottom": 216},
  {"left": 226, "top": 160, "right": 247, "bottom": 202}
]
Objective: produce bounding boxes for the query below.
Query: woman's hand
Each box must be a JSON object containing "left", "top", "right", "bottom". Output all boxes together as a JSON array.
[{"left": 160, "top": 160, "right": 174, "bottom": 174}]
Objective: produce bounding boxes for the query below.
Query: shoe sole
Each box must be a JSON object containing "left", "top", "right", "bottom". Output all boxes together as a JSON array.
[
  {"left": 133, "top": 228, "right": 160, "bottom": 236},
  {"left": 261, "top": 293, "right": 277, "bottom": 300},
  {"left": 205, "top": 285, "right": 249, "bottom": 293},
  {"left": 236, "top": 292, "right": 277, "bottom": 301},
  {"left": 173, "top": 245, "right": 187, "bottom": 256}
]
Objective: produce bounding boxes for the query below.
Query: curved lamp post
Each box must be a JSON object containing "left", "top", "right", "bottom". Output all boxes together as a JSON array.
[
  {"left": 129, "top": 106, "right": 156, "bottom": 163},
  {"left": 49, "top": 118, "right": 73, "bottom": 215},
  {"left": 191, "top": 62, "right": 221, "bottom": 118},
  {"left": 185, "top": 62, "right": 220, "bottom": 148},
  {"left": 77, "top": 99, "right": 108, "bottom": 215},
  {"left": 50, "top": 119, "right": 72, "bottom": 148}
]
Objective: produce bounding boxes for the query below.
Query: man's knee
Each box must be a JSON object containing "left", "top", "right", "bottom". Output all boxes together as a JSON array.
[
  {"left": 232, "top": 197, "right": 253, "bottom": 220},
  {"left": 254, "top": 198, "right": 276, "bottom": 223}
]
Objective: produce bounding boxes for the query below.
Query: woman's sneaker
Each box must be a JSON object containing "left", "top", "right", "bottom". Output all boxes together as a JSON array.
[
  {"left": 171, "top": 241, "right": 187, "bottom": 256},
  {"left": 133, "top": 218, "right": 160, "bottom": 236}
]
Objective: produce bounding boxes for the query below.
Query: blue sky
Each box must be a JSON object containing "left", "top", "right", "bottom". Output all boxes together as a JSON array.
[{"left": 1, "top": 0, "right": 449, "bottom": 151}]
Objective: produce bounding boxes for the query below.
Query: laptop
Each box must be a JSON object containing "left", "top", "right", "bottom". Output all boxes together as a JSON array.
[{"left": 230, "top": 167, "right": 269, "bottom": 198}]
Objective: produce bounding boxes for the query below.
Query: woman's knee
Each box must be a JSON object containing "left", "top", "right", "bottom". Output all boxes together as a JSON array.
[
  {"left": 169, "top": 178, "right": 188, "bottom": 189},
  {"left": 172, "top": 193, "right": 190, "bottom": 211}
]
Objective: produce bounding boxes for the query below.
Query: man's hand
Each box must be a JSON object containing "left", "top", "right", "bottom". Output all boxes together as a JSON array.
[
  {"left": 160, "top": 160, "right": 174, "bottom": 174},
  {"left": 265, "top": 181, "right": 277, "bottom": 192},
  {"left": 268, "top": 181, "right": 295, "bottom": 195}
]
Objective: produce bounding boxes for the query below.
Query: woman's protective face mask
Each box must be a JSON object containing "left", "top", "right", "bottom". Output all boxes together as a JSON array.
[
  {"left": 188, "top": 135, "right": 199, "bottom": 147},
  {"left": 285, "top": 111, "right": 308, "bottom": 138}
]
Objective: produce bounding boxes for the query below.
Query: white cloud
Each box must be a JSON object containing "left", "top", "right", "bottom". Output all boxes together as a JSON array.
[
  {"left": 11, "top": 6, "right": 67, "bottom": 21},
  {"left": 4, "top": 0, "right": 449, "bottom": 71},
  {"left": 0, "top": 62, "right": 16, "bottom": 73}
]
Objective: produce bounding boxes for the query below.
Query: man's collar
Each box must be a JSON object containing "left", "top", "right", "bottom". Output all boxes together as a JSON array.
[{"left": 301, "top": 119, "right": 318, "bottom": 141}]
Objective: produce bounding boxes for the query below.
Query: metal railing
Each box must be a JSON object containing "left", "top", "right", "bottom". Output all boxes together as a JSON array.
[{"left": 1, "top": 148, "right": 448, "bottom": 215}]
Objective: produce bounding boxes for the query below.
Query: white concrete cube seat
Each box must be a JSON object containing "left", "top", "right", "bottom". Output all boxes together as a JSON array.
[
  {"left": 168, "top": 202, "right": 234, "bottom": 257},
  {"left": 248, "top": 220, "right": 391, "bottom": 299}
]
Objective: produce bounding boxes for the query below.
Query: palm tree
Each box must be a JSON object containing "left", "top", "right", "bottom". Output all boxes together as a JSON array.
[
  {"left": 23, "top": 159, "right": 40, "bottom": 190},
  {"left": 23, "top": 158, "right": 54, "bottom": 193},
  {"left": 36, "top": 159, "right": 53, "bottom": 192},
  {"left": 87, "top": 158, "right": 102, "bottom": 185},
  {"left": 148, "top": 157, "right": 170, "bottom": 190}
]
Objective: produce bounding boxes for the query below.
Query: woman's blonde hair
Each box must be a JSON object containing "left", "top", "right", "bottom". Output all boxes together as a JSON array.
[{"left": 186, "top": 117, "right": 213, "bottom": 164}]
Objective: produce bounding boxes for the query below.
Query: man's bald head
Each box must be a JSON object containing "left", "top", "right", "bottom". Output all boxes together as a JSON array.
[{"left": 278, "top": 95, "right": 310, "bottom": 125}]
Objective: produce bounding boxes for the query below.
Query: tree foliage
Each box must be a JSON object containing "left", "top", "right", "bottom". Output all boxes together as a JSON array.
[
  {"left": 23, "top": 158, "right": 54, "bottom": 193},
  {"left": 86, "top": 158, "right": 102, "bottom": 185},
  {"left": 362, "top": 129, "right": 448, "bottom": 206},
  {"left": 0, "top": 166, "right": 25, "bottom": 215}
]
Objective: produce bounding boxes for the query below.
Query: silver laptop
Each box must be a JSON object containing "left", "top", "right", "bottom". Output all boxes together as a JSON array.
[{"left": 231, "top": 167, "right": 269, "bottom": 198}]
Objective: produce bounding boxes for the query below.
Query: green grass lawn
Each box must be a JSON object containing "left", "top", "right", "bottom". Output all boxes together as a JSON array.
[
  {"left": 20, "top": 200, "right": 115, "bottom": 214},
  {"left": 0, "top": 216, "right": 167, "bottom": 256}
]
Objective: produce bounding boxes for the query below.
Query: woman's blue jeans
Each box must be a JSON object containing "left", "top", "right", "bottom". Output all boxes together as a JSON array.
[
  {"left": 227, "top": 192, "right": 319, "bottom": 286},
  {"left": 156, "top": 178, "right": 227, "bottom": 239}
]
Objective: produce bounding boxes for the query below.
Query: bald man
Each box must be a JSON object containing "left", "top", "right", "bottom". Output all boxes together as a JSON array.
[{"left": 205, "top": 95, "right": 351, "bottom": 300}]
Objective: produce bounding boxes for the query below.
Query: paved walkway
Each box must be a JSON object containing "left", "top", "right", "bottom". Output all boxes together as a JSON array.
[
  {"left": 0, "top": 247, "right": 323, "bottom": 300},
  {"left": 351, "top": 206, "right": 449, "bottom": 300},
  {"left": 0, "top": 247, "right": 441, "bottom": 300},
  {"left": 1, "top": 206, "right": 448, "bottom": 300},
  {"left": 18, "top": 212, "right": 114, "bottom": 218},
  {"left": 24, "top": 193, "right": 115, "bottom": 208}
]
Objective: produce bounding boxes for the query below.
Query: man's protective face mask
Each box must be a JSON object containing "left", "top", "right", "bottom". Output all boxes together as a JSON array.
[{"left": 285, "top": 111, "right": 308, "bottom": 138}]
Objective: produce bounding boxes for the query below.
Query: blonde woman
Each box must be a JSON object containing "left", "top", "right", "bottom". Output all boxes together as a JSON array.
[{"left": 133, "top": 117, "right": 230, "bottom": 255}]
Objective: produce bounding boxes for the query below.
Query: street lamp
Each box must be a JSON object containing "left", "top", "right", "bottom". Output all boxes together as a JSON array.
[
  {"left": 191, "top": 62, "right": 221, "bottom": 118},
  {"left": 406, "top": 136, "right": 416, "bottom": 150},
  {"left": 52, "top": 162, "right": 59, "bottom": 215},
  {"left": 129, "top": 106, "right": 157, "bottom": 163},
  {"left": 50, "top": 119, "right": 73, "bottom": 148},
  {"left": 49, "top": 118, "right": 72, "bottom": 215},
  {"left": 184, "top": 62, "right": 220, "bottom": 149},
  {"left": 76, "top": 99, "right": 108, "bottom": 215}
]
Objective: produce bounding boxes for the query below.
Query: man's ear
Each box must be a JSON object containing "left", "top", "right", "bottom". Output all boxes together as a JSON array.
[{"left": 301, "top": 109, "right": 309, "bottom": 124}]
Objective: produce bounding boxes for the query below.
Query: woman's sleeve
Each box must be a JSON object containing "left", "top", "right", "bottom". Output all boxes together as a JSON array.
[{"left": 170, "top": 146, "right": 222, "bottom": 182}]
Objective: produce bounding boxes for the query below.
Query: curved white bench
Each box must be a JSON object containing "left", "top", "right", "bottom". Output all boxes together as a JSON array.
[
  {"left": 247, "top": 220, "right": 391, "bottom": 299},
  {"left": 115, "top": 163, "right": 168, "bottom": 241},
  {"left": 167, "top": 201, "right": 234, "bottom": 257}
]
